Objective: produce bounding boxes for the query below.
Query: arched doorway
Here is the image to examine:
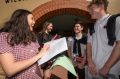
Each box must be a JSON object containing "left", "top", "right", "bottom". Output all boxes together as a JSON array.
[
  {"left": 32, "top": 0, "right": 93, "bottom": 78},
  {"left": 32, "top": 0, "right": 93, "bottom": 36}
]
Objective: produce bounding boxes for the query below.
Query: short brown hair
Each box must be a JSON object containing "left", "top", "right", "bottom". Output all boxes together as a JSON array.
[{"left": 88, "top": 0, "right": 109, "bottom": 11}]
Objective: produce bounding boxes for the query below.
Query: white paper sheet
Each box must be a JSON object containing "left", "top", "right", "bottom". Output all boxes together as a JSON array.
[{"left": 38, "top": 37, "right": 68, "bottom": 65}]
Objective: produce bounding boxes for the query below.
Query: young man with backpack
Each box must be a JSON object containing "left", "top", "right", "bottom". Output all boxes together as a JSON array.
[{"left": 87, "top": 0, "right": 120, "bottom": 79}]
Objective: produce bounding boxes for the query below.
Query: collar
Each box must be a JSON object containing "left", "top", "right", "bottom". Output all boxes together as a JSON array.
[
  {"left": 97, "top": 14, "right": 111, "bottom": 23},
  {"left": 75, "top": 34, "right": 83, "bottom": 40}
]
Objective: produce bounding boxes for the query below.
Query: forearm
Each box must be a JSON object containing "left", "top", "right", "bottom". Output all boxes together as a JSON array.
[
  {"left": 86, "top": 43, "right": 93, "bottom": 64},
  {"left": 104, "top": 41, "right": 120, "bottom": 69},
  {"left": 67, "top": 46, "right": 73, "bottom": 60},
  {"left": 83, "top": 52, "right": 87, "bottom": 64},
  {"left": 0, "top": 51, "right": 44, "bottom": 77},
  {"left": 83, "top": 49, "right": 87, "bottom": 60},
  {"left": 9, "top": 54, "right": 41, "bottom": 76}
]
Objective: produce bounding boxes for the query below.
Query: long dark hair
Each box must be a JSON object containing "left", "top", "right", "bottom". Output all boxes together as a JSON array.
[
  {"left": 38, "top": 21, "right": 52, "bottom": 35},
  {"left": 0, "top": 9, "right": 36, "bottom": 46}
]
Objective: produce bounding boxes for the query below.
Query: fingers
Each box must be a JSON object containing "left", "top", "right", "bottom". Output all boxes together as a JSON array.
[
  {"left": 51, "top": 34, "right": 58, "bottom": 40},
  {"left": 44, "top": 69, "right": 51, "bottom": 79},
  {"left": 88, "top": 64, "right": 97, "bottom": 76},
  {"left": 75, "top": 57, "right": 83, "bottom": 60},
  {"left": 42, "top": 44, "right": 50, "bottom": 50},
  {"left": 78, "top": 63, "right": 84, "bottom": 69},
  {"left": 39, "top": 44, "right": 50, "bottom": 57},
  {"left": 99, "top": 67, "right": 109, "bottom": 78},
  {"left": 75, "top": 57, "right": 83, "bottom": 62}
]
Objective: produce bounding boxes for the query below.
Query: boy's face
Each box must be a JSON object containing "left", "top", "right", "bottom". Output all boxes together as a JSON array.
[
  {"left": 88, "top": 4, "right": 104, "bottom": 19},
  {"left": 74, "top": 24, "right": 83, "bottom": 34}
]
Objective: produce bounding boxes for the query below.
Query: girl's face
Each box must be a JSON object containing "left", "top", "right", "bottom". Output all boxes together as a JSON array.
[
  {"left": 74, "top": 24, "right": 83, "bottom": 34},
  {"left": 46, "top": 23, "right": 53, "bottom": 33},
  {"left": 27, "top": 14, "right": 35, "bottom": 31}
]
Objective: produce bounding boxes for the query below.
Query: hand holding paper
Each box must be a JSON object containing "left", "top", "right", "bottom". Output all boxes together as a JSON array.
[
  {"left": 38, "top": 37, "right": 68, "bottom": 65},
  {"left": 38, "top": 44, "right": 50, "bottom": 58}
]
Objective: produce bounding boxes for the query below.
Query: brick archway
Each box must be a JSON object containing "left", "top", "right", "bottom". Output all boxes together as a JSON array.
[{"left": 32, "top": 0, "right": 92, "bottom": 32}]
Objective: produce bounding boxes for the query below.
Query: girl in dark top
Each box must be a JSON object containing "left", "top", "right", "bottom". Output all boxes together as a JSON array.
[{"left": 37, "top": 21, "right": 59, "bottom": 79}]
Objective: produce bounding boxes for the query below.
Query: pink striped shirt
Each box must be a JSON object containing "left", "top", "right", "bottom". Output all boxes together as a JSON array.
[{"left": 0, "top": 32, "right": 42, "bottom": 79}]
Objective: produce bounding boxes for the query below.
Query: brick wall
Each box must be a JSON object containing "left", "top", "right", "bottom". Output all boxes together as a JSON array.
[{"left": 32, "top": 0, "right": 92, "bottom": 31}]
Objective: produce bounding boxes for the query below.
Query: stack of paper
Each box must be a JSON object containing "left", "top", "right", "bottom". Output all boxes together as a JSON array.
[{"left": 38, "top": 37, "right": 68, "bottom": 65}]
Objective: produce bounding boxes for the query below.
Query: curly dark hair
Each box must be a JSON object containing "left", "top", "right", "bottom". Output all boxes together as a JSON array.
[{"left": 0, "top": 9, "right": 36, "bottom": 46}]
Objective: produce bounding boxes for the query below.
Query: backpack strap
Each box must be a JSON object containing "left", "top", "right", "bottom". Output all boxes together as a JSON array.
[
  {"left": 105, "top": 13, "right": 120, "bottom": 46},
  {"left": 88, "top": 23, "right": 95, "bottom": 36}
]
